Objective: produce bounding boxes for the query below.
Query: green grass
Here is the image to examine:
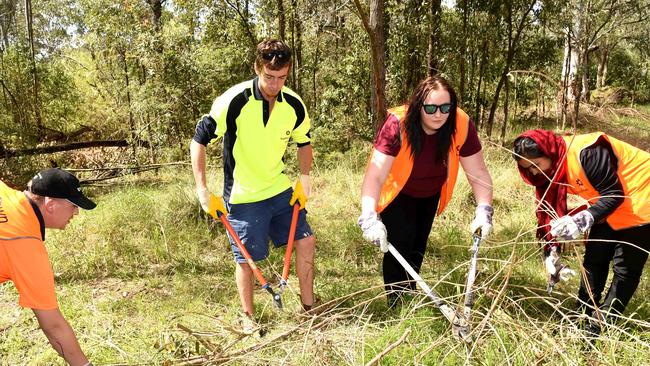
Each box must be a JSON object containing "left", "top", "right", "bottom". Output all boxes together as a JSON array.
[{"left": 1, "top": 109, "right": 649, "bottom": 365}]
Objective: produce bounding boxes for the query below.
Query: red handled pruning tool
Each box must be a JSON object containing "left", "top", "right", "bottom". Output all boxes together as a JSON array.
[
  {"left": 279, "top": 203, "right": 300, "bottom": 293},
  {"left": 208, "top": 198, "right": 283, "bottom": 309}
]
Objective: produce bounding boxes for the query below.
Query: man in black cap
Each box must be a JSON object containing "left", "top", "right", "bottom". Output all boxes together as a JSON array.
[{"left": 1, "top": 168, "right": 95, "bottom": 366}]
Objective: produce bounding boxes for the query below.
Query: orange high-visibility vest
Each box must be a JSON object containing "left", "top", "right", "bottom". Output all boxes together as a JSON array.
[
  {"left": 563, "top": 132, "right": 650, "bottom": 230},
  {"left": 375, "top": 105, "right": 470, "bottom": 214}
]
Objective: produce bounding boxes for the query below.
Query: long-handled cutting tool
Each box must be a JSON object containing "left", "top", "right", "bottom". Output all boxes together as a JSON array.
[
  {"left": 454, "top": 228, "right": 483, "bottom": 342},
  {"left": 279, "top": 180, "right": 308, "bottom": 295},
  {"left": 543, "top": 241, "right": 573, "bottom": 294},
  {"left": 547, "top": 263, "right": 568, "bottom": 294},
  {"left": 387, "top": 243, "right": 472, "bottom": 343},
  {"left": 208, "top": 198, "right": 283, "bottom": 309},
  {"left": 279, "top": 203, "right": 300, "bottom": 293}
]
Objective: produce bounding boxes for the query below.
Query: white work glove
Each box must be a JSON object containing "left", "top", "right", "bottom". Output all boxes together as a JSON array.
[
  {"left": 470, "top": 204, "right": 493, "bottom": 239},
  {"left": 544, "top": 246, "right": 576, "bottom": 281},
  {"left": 550, "top": 210, "right": 594, "bottom": 240},
  {"left": 358, "top": 211, "right": 388, "bottom": 253}
]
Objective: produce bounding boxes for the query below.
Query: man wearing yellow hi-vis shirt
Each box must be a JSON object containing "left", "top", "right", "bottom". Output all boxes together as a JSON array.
[{"left": 190, "top": 39, "right": 315, "bottom": 324}]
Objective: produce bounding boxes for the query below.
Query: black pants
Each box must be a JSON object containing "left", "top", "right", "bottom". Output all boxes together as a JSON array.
[
  {"left": 578, "top": 222, "right": 650, "bottom": 316},
  {"left": 380, "top": 192, "right": 440, "bottom": 295}
]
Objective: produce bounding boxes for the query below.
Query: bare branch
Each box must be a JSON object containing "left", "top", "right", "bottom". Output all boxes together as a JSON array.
[{"left": 351, "top": 0, "right": 371, "bottom": 35}]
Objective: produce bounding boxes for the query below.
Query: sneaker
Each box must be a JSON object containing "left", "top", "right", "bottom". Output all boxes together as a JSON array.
[
  {"left": 584, "top": 320, "right": 601, "bottom": 338},
  {"left": 387, "top": 292, "right": 414, "bottom": 310},
  {"left": 238, "top": 313, "right": 260, "bottom": 335},
  {"left": 387, "top": 293, "right": 401, "bottom": 309},
  {"left": 304, "top": 297, "right": 327, "bottom": 314},
  {"left": 296, "top": 296, "right": 333, "bottom": 320}
]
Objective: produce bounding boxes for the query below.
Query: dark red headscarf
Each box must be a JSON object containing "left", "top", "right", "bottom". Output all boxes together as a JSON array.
[{"left": 516, "top": 130, "right": 569, "bottom": 242}]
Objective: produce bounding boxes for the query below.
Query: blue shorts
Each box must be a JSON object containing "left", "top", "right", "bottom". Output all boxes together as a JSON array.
[{"left": 225, "top": 188, "right": 313, "bottom": 263}]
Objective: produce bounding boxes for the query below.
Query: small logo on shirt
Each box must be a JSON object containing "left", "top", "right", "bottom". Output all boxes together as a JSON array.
[
  {"left": 572, "top": 178, "right": 587, "bottom": 192},
  {"left": 0, "top": 198, "right": 8, "bottom": 224}
]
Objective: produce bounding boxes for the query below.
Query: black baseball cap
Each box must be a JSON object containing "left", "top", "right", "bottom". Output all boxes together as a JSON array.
[{"left": 29, "top": 168, "right": 96, "bottom": 210}]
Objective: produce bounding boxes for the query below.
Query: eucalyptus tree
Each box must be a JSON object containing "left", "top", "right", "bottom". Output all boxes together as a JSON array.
[
  {"left": 591, "top": 3, "right": 650, "bottom": 93},
  {"left": 353, "top": 0, "right": 387, "bottom": 130},
  {"left": 482, "top": 0, "right": 538, "bottom": 139},
  {"left": 427, "top": 0, "right": 441, "bottom": 77},
  {"left": 558, "top": 0, "right": 649, "bottom": 128}
]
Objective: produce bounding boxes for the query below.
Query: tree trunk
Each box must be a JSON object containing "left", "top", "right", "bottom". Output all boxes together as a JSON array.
[
  {"left": 562, "top": 1, "right": 584, "bottom": 130},
  {"left": 474, "top": 38, "right": 489, "bottom": 130},
  {"left": 536, "top": 82, "right": 541, "bottom": 123},
  {"left": 119, "top": 49, "right": 137, "bottom": 159},
  {"left": 582, "top": 49, "right": 590, "bottom": 102},
  {"left": 352, "top": 0, "right": 387, "bottom": 131},
  {"left": 277, "top": 0, "right": 286, "bottom": 40},
  {"left": 146, "top": 114, "right": 156, "bottom": 164},
  {"left": 2, "top": 140, "right": 131, "bottom": 158},
  {"left": 402, "top": 0, "right": 421, "bottom": 99},
  {"left": 311, "top": 26, "right": 321, "bottom": 114},
  {"left": 148, "top": 0, "right": 162, "bottom": 31},
  {"left": 369, "top": 0, "right": 386, "bottom": 129},
  {"left": 24, "top": 0, "right": 43, "bottom": 134},
  {"left": 596, "top": 46, "right": 609, "bottom": 88},
  {"left": 295, "top": 1, "right": 303, "bottom": 94},
  {"left": 560, "top": 30, "right": 571, "bottom": 130},
  {"left": 486, "top": 69, "right": 507, "bottom": 139},
  {"left": 485, "top": 0, "right": 536, "bottom": 138},
  {"left": 0, "top": 78, "right": 23, "bottom": 126},
  {"left": 500, "top": 73, "right": 509, "bottom": 145},
  {"left": 427, "top": 0, "right": 442, "bottom": 76},
  {"left": 289, "top": 0, "right": 303, "bottom": 93},
  {"left": 459, "top": 0, "right": 468, "bottom": 102},
  {"left": 601, "top": 53, "right": 608, "bottom": 88},
  {"left": 0, "top": 8, "right": 10, "bottom": 51}
]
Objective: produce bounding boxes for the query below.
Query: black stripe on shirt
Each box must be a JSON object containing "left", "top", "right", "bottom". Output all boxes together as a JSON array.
[
  {"left": 580, "top": 136, "right": 625, "bottom": 223},
  {"left": 222, "top": 89, "right": 249, "bottom": 203}
]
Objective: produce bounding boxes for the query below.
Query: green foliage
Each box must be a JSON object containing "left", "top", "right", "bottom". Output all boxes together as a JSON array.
[
  {"left": 606, "top": 46, "right": 650, "bottom": 102},
  {"left": 1, "top": 0, "right": 648, "bottom": 168},
  {"left": 313, "top": 29, "right": 374, "bottom": 150},
  {"left": 384, "top": 0, "right": 429, "bottom": 103}
]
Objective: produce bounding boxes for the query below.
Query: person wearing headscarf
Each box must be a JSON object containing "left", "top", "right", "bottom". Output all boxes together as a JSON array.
[{"left": 513, "top": 130, "right": 649, "bottom": 335}]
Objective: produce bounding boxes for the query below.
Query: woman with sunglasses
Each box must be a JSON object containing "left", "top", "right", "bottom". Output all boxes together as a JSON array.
[
  {"left": 513, "top": 130, "right": 650, "bottom": 336},
  {"left": 358, "top": 75, "right": 493, "bottom": 307}
]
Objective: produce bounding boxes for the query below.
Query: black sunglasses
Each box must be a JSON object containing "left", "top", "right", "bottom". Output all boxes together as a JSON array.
[
  {"left": 422, "top": 103, "right": 452, "bottom": 114},
  {"left": 261, "top": 50, "right": 289, "bottom": 61}
]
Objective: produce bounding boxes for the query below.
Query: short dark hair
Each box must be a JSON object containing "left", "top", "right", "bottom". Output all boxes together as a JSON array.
[
  {"left": 404, "top": 75, "right": 458, "bottom": 159},
  {"left": 255, "top": 39, "right": 292, "bottom": 71},
  {"left": 512, "top": 136, "right": 545, "bottom": 161}
]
